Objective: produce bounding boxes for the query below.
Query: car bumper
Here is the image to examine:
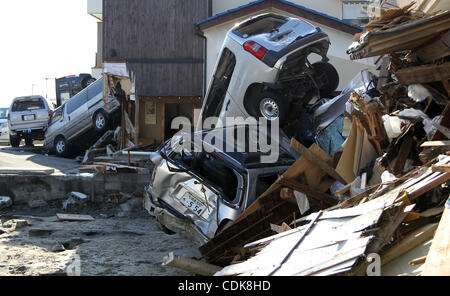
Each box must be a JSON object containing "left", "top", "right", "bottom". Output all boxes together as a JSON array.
[{"left": 143, "top": 186, "right": 209, "bottom": 246}]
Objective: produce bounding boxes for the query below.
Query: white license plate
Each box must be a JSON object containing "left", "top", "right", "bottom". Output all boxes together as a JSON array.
[
  {"left": 180, "top": 192, "right": 206, "bottom": 216},
  {"left": 23, "top": 115, "right": 34, "bottom": 121}
]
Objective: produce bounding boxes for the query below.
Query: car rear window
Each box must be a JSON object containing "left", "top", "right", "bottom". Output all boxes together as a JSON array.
[
  {"left": 0, "top": 108, "right": 8, "bottom": 119},
  {"left": 12, "top": 99, "right": 45, "bottom": 112},
  {"left": 234, "top": 16, "right": 287, "bottom": 38}
]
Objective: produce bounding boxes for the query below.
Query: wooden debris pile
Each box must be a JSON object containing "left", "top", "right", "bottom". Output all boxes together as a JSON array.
[{"left": 193, "top": 4, "right": 450, "bottom": 275}]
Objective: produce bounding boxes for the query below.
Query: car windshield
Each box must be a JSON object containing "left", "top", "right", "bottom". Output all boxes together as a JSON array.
[
  {"left": 12, "top": 99, "right": 45, "bottom": 112},
  {"left": 0, "top": 108, "right": 8, "bottom": 119}
]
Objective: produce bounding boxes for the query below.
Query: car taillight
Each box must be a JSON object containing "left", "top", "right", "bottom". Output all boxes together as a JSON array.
[
  {"left": 243, "top": 41, "right": 267, "bottom": 60},
  {"left": 7, "top": 114, "right": 10, "bottom": 120}
]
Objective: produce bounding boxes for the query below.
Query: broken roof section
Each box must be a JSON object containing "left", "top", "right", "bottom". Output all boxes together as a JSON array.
[{"left": 196, "top": 0, "right": 363, "bottom": 35}]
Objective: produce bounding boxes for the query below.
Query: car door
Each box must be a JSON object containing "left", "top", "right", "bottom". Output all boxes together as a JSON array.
[
  {"left": 86, "top": 78, "right": 103, "bottom": 114},
  {"left": 65, "top": 89, "right": 88, "bottom": 139}
]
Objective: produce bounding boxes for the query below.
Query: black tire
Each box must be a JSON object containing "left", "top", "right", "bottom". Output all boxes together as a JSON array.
[
  {"left": 54, "top": 136, "right": 68, "bottom": 157},
  {"left": 252, "top": 91, "right": 288, "bottom": 123},
  {"left": 82, "top": 78, "right": 96, "bottom": 88},
  {"left": 215, "top": 219, "right": 233, "bottom": 236},
  {"left": 93, "top": 111, "right": 108, "bottom": 133},
  {"left": 9, "top": 135, "right": 20, "bottom": 147},
  {"left": 311, "top": 62, "right": 339, "bottom": 97},
  {"left": 25, "top": 137, "right": 33, "bottom": 147}
]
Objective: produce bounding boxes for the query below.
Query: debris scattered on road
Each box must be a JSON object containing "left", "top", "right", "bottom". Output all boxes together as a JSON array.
[
  {"left": 56, "top": 213, "right": 95, "bottom": 222},
  {"left": 0, "top": 196, "right": 12, "bottom": 210},
  {"left": 28, "top": 199, "right": 49, "bottom": 209}
]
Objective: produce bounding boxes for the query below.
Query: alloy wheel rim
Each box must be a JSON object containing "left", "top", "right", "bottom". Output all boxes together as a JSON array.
[
  {"left": 96, "top": 114, "right": 105, "bottom": 129},
  {"left": 56, "top": 140, "right": 65, "bottom": 153}
]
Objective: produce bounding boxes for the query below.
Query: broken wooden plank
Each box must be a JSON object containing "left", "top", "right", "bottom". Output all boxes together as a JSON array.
[
  {"left": 381, "top": 223, "right": 438, "bottom": 266},
  {"left": 278, "top": 177, "right": 337, "bottom": 207},
  {"left": 408, "top": 172, "right": 450, "bottom": 200},
  {"left": 422, "top": 206, "right": 450, "bottom": 275},
  {"left": 290, "top": 138, "right": 347, "bottom": 185},
  {"left": 432, "top": 164, "right": 450, "bottom": 173},
  {"left": 420, "top": 140, "right": 450, "bottom": 147},
  {"left": 162, "top": 252, "right": 222, "bottom": 276},
  {"left": 56, "top": 213, "right": 95, "bottom": 222}
]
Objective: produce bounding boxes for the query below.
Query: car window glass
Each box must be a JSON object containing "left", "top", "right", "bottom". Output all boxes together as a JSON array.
[
  {"left": 66, "top": 89, "right": 88, "bottom": 114},
  {"left": 0, "top": 108, "right": 8, "bottom": 119},
  {"left": 202, "top": 48, "right": 236, "bottom": 119},
  {"left": 87, "top": 78, "right": 102, "bottom": 101},
  {"left": 234, "top": 16, "right": 287, "bottom": 38},
  {"left": 12, "top": 99, "right": 45, "bottom": 112}
]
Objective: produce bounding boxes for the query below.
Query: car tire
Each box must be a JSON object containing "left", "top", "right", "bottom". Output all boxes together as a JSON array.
[
  {"left": 25, "top": 137, "right": 33, "bottom": 147},
  {"left": 54, "top": 136, "right": 68, "bottom": 157},
  {"left": 93, "top": 111, "right": 108, "bottom": 133},
  {"left": 253, "top": 92, "right": 288, "bottom": 123},
  {"left": 10, "top": 135, "right": 20, "bottom": 147},
  {"left": 311, "top": 62, "right": 339, "bottom": 97}
]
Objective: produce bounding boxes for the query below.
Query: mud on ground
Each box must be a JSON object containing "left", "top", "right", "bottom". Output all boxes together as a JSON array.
[{"left": 0, "top": 204, "right": 201, "bottom": 276}]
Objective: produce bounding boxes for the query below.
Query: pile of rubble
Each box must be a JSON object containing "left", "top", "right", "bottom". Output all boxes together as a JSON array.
[{"left": 165, "top": 3, "right": 449, "bottom": 276}]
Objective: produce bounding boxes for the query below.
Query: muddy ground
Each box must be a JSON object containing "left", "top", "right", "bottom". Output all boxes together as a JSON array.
[{"left": 0, "top": 203, "right": 201, "bottom": 276}]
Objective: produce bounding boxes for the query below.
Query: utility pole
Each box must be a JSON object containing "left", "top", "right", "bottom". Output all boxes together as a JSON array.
[{"left": 44, "top": 77, "right": 52, "bottom": 99}]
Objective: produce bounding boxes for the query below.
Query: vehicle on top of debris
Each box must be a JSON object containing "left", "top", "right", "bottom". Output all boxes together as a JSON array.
[
  {"left": 8, "top": 96, "right": 52, "bottom": 147},
  {"left": 144, "top": 125, "right": 299, "bottom": 245},
  {"left": 44, "top": 77, "right": 121, "bottom": 157},
  {"left": 0, "top": 107, "right": 9, "bottom": 143},
  {"left": 199, "top": 13, "right": 339, "bottom": 129}
]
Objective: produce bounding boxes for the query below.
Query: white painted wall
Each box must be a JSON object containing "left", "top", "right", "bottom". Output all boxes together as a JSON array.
[
  {"left": 204, "top": 8, "right": 376, "bottom": 91},
  {"left": 212, "top": 0, "right": 343, "bottom": 19}
]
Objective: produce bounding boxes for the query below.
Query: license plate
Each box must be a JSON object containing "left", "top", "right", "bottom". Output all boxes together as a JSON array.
[
  {"left": 180, "top": 192, "right": 206, "bottom": 216},
  {"left": 23, "top": 115, "right": 34, "bottom": 121}
]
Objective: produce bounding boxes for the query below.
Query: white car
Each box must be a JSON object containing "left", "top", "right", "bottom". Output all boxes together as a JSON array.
[
  {"left": 0, "top": 108, "right": 9, "bottom": 143},
  {"left": 198, "top": 13, "right": 339, "bottom": 129}
]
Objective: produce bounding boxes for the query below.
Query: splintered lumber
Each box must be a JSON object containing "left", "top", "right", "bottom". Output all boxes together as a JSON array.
[
  {"left": 290, "top": 138, "right": 347, "bottom": 185},
  {"left": 162, "top": 252, "right": 222, "bottom": 276},
  {"left": 381, "top": 223, "right": 438, "bottom": 266},
  {"left": 420, "top": 141, "right": 450, "bottom": 147},
  {"left": 409, "top": 255, "right": 427, "bottom": 266},
  {"left": 423, "top": 206, "right": 450, "bottom": 275},
  {"left": 56, "top": 213, "right": 95, "bottom": 222},
  {"left": 394, "top": 61, "right": 450, "bottom": 85},
  {"left": 432, "top": 164, "right": 450, "bottom": 173},
  {"left": 408, "top": 172, "right": 450, "bottom": 200}
]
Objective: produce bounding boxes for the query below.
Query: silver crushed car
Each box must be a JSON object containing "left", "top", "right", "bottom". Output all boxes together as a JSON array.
[{"left": 144, "top": 125, "right": 299, "bottom": 245}]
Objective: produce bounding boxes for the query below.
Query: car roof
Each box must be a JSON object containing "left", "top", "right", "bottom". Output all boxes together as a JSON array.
[
  {"left": 12, "top": 96, "right": 45, "bottom": 102},
  {"left": 171, "top": 124, "right": 299, "bottom": 169}
]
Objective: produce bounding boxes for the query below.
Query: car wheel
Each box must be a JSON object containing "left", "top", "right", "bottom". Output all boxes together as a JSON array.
[
  {"left": 253, "top": 92, "right": 288, "bottom": 123},
  {"left": 311, "top": 62, "right": 339, "bottom": 97},
  {"left": 93, "top": 111, "right": 108, "bottom": 133},
  {"left": 25, "top": 137, "right": 33, "bottom": 146},
  {"left": 9, "top": 135, "right": 20, "bottom": 147},
  {"left": 54, "top": 136, "right": 68, "bottom": 157}
]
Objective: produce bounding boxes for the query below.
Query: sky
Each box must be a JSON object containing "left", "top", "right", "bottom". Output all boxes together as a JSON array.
[{"left": 0, "top": 0, "right": 98, "bottom": 107}]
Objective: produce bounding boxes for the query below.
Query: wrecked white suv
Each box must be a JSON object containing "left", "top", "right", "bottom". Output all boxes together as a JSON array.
[
  {"left": 144, "top": 125, "right": 298, "bottom": 245},
  {"left": 199, "top": 13, "right": 339, "bottom": 129}
]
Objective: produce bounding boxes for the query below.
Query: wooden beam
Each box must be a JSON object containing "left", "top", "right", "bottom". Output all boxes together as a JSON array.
[
  {"left": 381, "top": 223, "right": 438, "bottom": 266},
  {"left": 290, "top": 138, "right": 347, "bottom": 185},
  {"left": 432, "top": 164, "right": 450, "bottom": 173},
  {"left": 423, "top": 206, "right": 450, "bottom": 275},
  {"left": 162, "top": 252, "right": 222, "bottom": 276},
  {"left": 420, "top": 141, "right": 450, "bottom": 147},
  {"left": 278, "top": 176, "right": 337, "bottom": 207}
]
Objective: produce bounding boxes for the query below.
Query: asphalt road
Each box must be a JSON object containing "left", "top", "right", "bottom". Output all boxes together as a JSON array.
[{"left": 0, "top": 144, "right": 80, "bottom": 175}]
